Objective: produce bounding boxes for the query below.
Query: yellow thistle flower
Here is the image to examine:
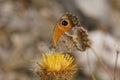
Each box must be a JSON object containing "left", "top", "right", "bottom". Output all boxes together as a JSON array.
[{"left": 35, "top": 53, "right": 77, "bottom": 80}]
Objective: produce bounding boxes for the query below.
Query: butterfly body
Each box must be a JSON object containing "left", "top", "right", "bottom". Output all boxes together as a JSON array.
[{"left": 52, "top": 13, "right": 91, "bottom": 53}]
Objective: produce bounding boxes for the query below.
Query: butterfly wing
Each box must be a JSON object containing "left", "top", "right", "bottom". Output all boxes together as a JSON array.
[
  {"left": 75, "top": 27, "right": 92, "bottom": 51},
  {"left": 52, "top": 13, "right": 92, "bottom": 53}
]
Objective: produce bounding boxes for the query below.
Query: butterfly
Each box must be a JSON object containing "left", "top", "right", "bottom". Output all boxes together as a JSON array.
[{"left": 52, "top": 13, "right": 92, "bottom": 53}]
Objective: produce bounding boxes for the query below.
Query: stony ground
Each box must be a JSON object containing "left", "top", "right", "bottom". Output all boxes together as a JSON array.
[{"left": 0, "top": 0, "right": 120, "bottom": 80}]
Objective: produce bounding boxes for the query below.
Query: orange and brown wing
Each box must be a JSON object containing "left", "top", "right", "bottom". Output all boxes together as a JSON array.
[{"left": 53, "top": 13, "right": 81, "bottom": 46}]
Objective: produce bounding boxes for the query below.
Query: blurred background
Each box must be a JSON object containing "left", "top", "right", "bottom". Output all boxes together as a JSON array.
[{"left": 0, "top": 0, "right": 120, "bottom": 80}]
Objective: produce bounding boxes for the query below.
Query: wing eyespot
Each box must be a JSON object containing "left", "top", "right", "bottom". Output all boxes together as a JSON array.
[
  {"left": 61, "top": 19, "right": 70, "bottom": 27},
  {"left": 62, "top": 20, "right": 68, "bottom": 26}
]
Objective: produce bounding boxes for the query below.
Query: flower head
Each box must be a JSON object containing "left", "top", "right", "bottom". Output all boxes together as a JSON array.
[{"left": 35, "top": 53, "right": 77, "bottom": 80}]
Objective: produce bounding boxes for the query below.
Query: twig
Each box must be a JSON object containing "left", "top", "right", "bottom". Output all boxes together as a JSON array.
[
  {"left": 113, "top": 46, "right": 120, "bottom": 80},
  {"left": 90, "top": 46, "right": 113, "bottom": 80},
  {"left": 86, "top": 50, "right": 96, "bottom": 80}
]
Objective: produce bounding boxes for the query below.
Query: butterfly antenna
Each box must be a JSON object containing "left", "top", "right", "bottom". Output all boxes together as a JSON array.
[{"left": 90, "top": 46, "right": 113, "bottom": 80}]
